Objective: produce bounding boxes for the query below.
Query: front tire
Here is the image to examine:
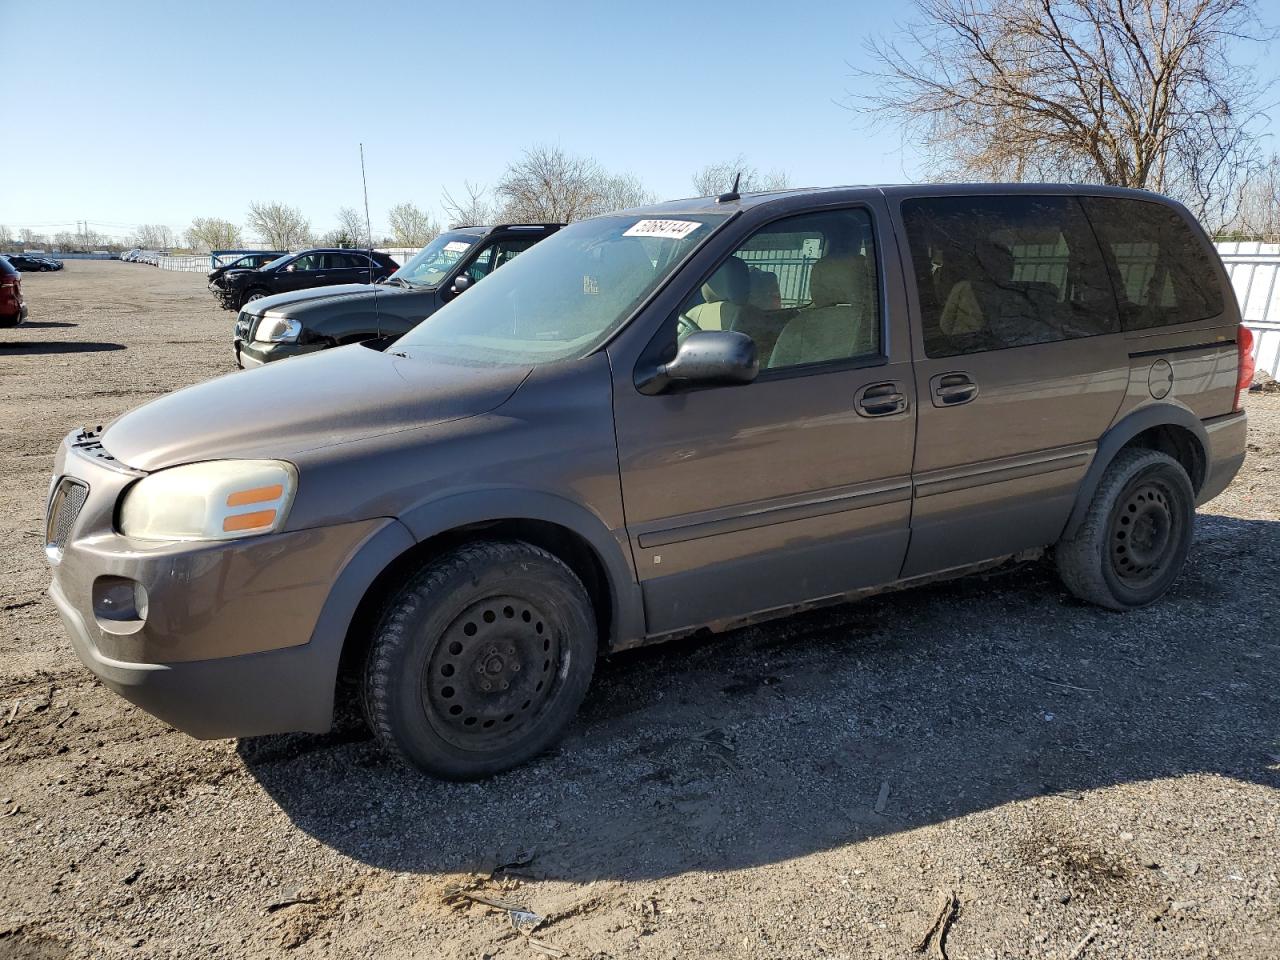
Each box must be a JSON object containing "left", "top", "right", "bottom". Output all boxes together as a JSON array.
[
  {"left": 240, "top": 289, "right": 268, "bottom": 309},
  {"left": 362, "top": 540, "right": 597, "bottom": 780},
  {"left": 1055, "top": 448, "right": 1195, "bottom": 610}
]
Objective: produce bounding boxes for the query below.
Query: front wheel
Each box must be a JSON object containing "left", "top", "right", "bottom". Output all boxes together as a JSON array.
[
  {"left": 1055, "top": 448, "right": 1195, "bottom": 610},
  {"left": 362, "top": 540, "right": 597, "bottom": 780},
  {"left": 240, "top": 290, "right": 268, "bottom": 308}
]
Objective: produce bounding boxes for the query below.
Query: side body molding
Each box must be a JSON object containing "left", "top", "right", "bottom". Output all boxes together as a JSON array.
[
  {"left": 1059, "top": 402, "right": 1209, "bottom": 540},
  {"left": 398, "top": 488, "right": 645, "bottom": 650}
]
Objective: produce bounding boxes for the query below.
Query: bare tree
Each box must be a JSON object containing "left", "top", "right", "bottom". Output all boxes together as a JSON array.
[
  {"left": 246, "top": 202, "right": 312, "bottom": 250},
  {"left": 132, "top": 224, "right": 174, "bottom": 249},
  {"left": 692, "top": 156, "right": 792, "bottom": 196},
  {"left": 495, "top": 145, "right": 659, "bottom": 222},
  {"left": 851, "top": 0, "right": 1270, "bottom": 221},
  {"left": 186, "top": 217, "right": 242, "bottom": 253},
  {"left": 387, "top": 202, "right": 440, "bottom": 246},
  {"left": 1228, "top": 153, "right": 1280, "bottom": 238},
  {"left": 333, "top": 206, "right": 368, "bottom": 247},
  {"left": 18, "top": 228, "right": 44, "bottom": 249},
  {"left": 593, "top": 172, "right": 657, "bottom": 214},
  {"left": 0, "top": 224, "right": 11, "bottom": 247},
  {"left": 442, "top": 182, "right": 497, "bottom": 227}
]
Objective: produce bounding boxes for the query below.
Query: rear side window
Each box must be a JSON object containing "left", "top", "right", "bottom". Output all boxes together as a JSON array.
[
  {"left": 1079, "top": 197, "right": 1223, "bottom": 330},
  {"left": 901, "top": 195, "right": 1119, "bottom": 358}
]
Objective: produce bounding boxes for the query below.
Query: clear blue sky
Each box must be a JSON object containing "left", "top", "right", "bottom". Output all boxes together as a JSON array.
[
  {"left": 2, "top": 1, "right": 1274, "bottom": 244},
  {"left": 0, "top": 1, "right": 925, "bottom": 242}
]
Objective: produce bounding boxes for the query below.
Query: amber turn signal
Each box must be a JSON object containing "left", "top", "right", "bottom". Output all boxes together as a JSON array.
[{"left": 222, "top": 509, "right": 277, "bottom": 533}]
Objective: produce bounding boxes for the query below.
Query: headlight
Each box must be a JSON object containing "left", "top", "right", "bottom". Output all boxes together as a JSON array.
[
  {"left": 119, "top": 460, "right": 297, "bottom": 541},
  {"left": 255, "top": 314, "right": 302, "bottom": 343}
]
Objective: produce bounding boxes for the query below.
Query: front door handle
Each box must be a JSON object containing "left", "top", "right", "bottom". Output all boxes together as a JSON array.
[
  {"left": 855, "top": 381, "right": 908, "bottom": 417},
  {"left": 929, "top": 372, "right": 978, "bottom": 407}
]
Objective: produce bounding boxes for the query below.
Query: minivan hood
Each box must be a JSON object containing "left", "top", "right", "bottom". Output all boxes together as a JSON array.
[
  {"left": 101, "top": 344, "right": 530, "bottom": 471},
  {"left": 249, "top": 282, "right": 416, "bottom": 317}
]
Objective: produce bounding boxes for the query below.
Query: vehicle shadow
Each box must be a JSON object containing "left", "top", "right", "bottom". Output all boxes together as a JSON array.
[
  {"left": 12, "top": 321, "right": 78, "bottom": 329},
  {"left": 0, "top": 341, "right": 124, "bottom": 354},
  {"left": 238, "top": 513, "right": 1280, "bottom": 882}
]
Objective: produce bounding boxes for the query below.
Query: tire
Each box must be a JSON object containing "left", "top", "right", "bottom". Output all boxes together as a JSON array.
[
  {"left": 1055, "top": 448, "right": 1195, "bottom": 610},
  {"left": 241, "top": 289, "right": 268, "bottom": 308},
  {"left": 362, "top": 540, "right": 597, "bottom": 780}
]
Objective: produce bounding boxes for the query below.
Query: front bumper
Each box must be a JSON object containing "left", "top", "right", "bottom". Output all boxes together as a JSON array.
[{"left": 45, "top": 432, "right": 409, "bottom": 738}]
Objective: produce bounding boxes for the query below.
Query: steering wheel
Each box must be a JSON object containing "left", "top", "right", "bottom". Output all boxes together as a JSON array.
[{"left": 677, "top": 313, "right": 702, "bottom": 337}]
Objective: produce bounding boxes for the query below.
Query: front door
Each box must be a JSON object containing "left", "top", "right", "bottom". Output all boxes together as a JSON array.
[
  {"left": 891, "top": 192, "right": 1131, "bottom": 577},
  {"left": 612, "top": 203, "right": 918, "bottom": 635}
]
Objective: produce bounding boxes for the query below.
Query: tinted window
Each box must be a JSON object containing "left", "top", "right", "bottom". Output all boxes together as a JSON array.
[
  {"left": 1080, "top": 197, "right": 1223, "bottom": 329},
  {"left": 466, "top": 238, "right": 537, "bottom": 282},
  {"left": 676, "top": 208, "right": 881, "bottom": 370},
  {"left": 288, "top": 254, "right": 322, "bottom": 271},
  {"left": 902, "top": 195, "right": 1119, "bottom": 358}
]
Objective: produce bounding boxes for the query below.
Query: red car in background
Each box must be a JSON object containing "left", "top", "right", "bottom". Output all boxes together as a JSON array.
[{"left": 0, "top": 256, "right": 27, "bottom": 327}]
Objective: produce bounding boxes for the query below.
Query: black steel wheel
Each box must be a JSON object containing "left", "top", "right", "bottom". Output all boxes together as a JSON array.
[
  {"left": 1056, "top": 448, "right": 1195, "bottom": 610},
  {"left": 363, "top": 540, "right": 596, "bottom": 780}
]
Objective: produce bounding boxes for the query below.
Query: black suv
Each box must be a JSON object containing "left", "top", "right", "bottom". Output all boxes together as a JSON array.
[
  {"left": 232, "top": 224, "right": 560, "bottom": 368},
  {"left": 212, "top": 248, "right": 399, "bottom": 311}
]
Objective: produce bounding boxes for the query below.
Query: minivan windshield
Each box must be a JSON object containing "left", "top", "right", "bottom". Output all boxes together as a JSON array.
[
  {"left": 389, "top": 233, "right": 478, "bottom": 287},
  {"left": 396, "top": 214, "right": 726, "bottom": 364}
]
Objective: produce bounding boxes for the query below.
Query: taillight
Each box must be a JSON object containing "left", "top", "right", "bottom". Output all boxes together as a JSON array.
[{"left": 1236, "top": 324, "right": 1256, "bottom": 412}]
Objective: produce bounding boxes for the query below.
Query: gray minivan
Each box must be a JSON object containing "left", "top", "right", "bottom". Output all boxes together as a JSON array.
[{"left": 45, "top": 184, "right": 1251, "bottom": 780}]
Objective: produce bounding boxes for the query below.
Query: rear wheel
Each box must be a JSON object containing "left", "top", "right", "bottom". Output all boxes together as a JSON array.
[
  {"left": 1055, "top": 448, "right": 1195, "bottom": 610},
  {"left": 362, "top": 540, "right": 597, "bottom": 780}
]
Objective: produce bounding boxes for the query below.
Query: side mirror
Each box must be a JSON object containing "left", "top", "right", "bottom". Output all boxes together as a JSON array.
[
  {"left": 635, "top": 330, "right": 759, "bottom": 395},
  {"left": 449, "top": 275, "right": 472, "bottom": 296}
]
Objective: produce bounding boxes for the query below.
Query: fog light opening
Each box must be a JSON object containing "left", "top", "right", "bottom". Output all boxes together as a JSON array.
[{"left": 92, "top": 576, "right": 148, "bottom": 635}]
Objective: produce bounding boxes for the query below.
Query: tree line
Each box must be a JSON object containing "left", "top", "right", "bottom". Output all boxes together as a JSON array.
[{"left": 179, "top": 148, "right": 789, "bottom": 254}]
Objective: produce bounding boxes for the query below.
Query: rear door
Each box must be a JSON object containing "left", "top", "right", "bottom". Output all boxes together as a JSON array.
[
  {"left": 612, "top": 200, "right": 918, "bottom": 634},
  {"left": 892, "top": 192, "right": 1129, "bottom": 577}
]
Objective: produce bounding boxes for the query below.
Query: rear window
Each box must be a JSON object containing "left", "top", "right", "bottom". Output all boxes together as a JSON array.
[
  {"left": 901, "top": 195, "right": 1119, "bottom": 358},
  {"left": 1079, "top": 197, "right": 1224, "bottom": 330}
]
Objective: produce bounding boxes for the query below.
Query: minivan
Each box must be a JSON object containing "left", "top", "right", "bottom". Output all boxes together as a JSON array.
[{"left": 45, "top": 184, "right": 1251, "bottom": 780}]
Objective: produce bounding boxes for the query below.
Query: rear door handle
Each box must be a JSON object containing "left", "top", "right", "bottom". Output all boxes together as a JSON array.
[
  {"left": 929, "top": 372, "right": 978, "bottom": 407},
  {"left": 855, "top": 381, "right": 908, "bottom": 417}
]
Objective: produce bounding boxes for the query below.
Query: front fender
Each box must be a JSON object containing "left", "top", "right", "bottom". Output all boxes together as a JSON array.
[{"left": 399, "top": 487, "right": 644, "bottom": 648}]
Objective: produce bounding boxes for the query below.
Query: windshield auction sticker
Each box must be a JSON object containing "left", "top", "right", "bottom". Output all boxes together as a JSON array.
[
  {"left": 622, "top": 219, "right": 702, "bottom": 241},
  {"left": 443, "top": 241, "right": 471, "bottom": 253}
]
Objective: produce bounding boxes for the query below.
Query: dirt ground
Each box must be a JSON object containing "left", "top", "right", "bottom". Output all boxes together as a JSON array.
[{"left": 0, "top": 259, "right": 1277, "bottom": 960}]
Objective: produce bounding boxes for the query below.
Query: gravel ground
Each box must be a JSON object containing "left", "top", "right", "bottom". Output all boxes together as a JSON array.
[{"left": 1, "top": 260, "right": 1277, "bottom": 960}]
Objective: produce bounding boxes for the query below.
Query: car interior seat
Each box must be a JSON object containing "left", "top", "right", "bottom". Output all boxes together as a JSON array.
[{"left": 768, "top": 255, "right": 875, "bottom": 367}]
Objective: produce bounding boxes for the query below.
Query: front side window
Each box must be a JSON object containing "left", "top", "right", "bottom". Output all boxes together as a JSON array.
[
  {"left": 1079, "top": 197, "right": 1223, "bottom": 330},
  {"left": 902, "top": 195, "right": 1119, "bottom": 358},
  {"left": 676, "top": 208, "right": 881, "bottom": 370},
  {"left": 466, "top": 238, "right": 537, "bottom": 282},
  {"left": 288, "top": 253, "right": 322, "bottom": 272},
  {"left": 390, "top": 233, "right": 477, "bottom": 287},
  {"left": 397, "top": 214, "right": 726, "bottom": 365}
]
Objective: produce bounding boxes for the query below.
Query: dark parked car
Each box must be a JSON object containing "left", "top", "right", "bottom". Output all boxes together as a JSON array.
[
  {"left": 206, "top": 252, "right": 286, "bottom": 290},
  {"left": 9, "top": 255, "right": 57, "bottom": 272},
  {"left": 0, "top": 256, "right": 27, "bottom": 326},
  {"left": 211, "top": 248, "right": 398, "bottom": 311},
  {"left": 46, "top": 184, "right": 1250, "bottom": 780},
  {"left": 232, "top": 225, "right": 560, "bottom": 368}
]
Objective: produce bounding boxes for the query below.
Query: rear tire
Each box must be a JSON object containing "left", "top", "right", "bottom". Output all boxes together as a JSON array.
[
  {"left": 1055, "top": 448, "right": 1195, "bottom": 610},
  {"left": 362, "top": 540, "right": 597, "bottom": 780}
]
